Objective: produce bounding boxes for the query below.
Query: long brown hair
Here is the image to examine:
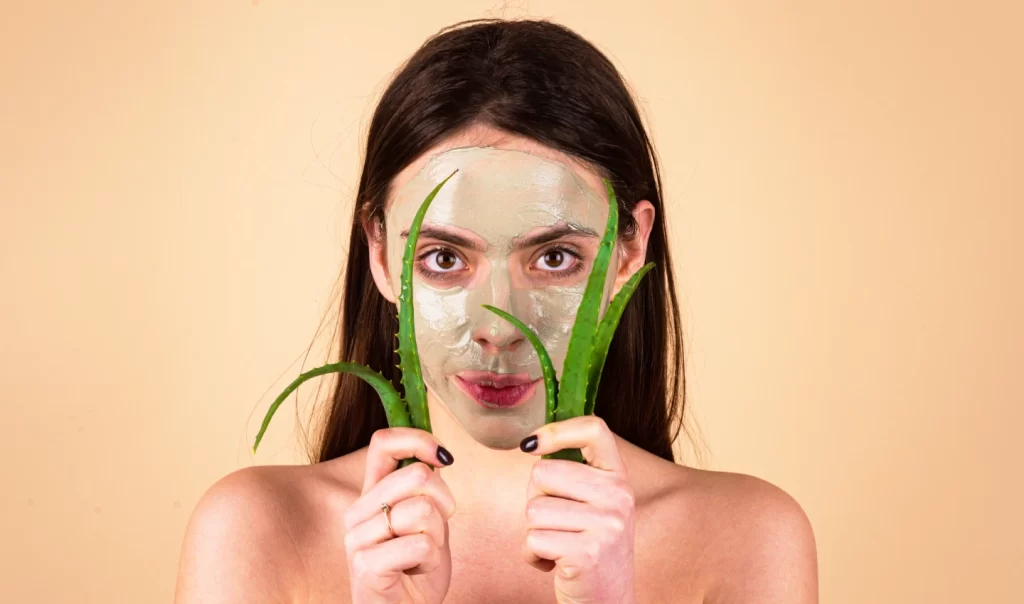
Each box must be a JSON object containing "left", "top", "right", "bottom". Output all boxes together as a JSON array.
[{"left": 311, "top": 18, "right": 689, "bottom": 463}]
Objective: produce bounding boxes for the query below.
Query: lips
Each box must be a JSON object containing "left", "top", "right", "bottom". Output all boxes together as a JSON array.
[
  {"left": 457, "top": 370, "right": 534, "bottom": 388},
  {"left": 455, "top": 371, "right": 540, "bottom": 408}
]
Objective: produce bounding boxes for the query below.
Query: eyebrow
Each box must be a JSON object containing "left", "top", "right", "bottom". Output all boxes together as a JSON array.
[{"left": 399, "top": 224, "right": 600, "bottom": 252}]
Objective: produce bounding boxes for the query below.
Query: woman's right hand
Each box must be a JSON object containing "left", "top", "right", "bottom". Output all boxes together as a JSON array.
[{"left": 343, "top": 428, "right": 457, "bottom": 604}]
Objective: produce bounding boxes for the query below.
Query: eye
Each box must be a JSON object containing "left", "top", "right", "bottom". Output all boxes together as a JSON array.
[
  {"left": 533, "top": 247, "right": 582, "bottom": 273},
  {"left": 421, "top": 248, "right": 465, "bottom": 273}
]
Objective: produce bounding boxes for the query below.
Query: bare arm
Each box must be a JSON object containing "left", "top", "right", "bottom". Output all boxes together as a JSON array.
[{"left": 174, "top": 468, "right": 306, "bottom": 604}]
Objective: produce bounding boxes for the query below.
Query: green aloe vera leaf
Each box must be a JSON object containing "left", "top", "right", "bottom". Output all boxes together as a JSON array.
[
  {"left": 480, "top": 304, "right": 558, "bottom": 425},
  {"left": 583, "top": 261, "right": 656, "bottom": 416},
  {"left": 396, "top": 169, "right": 459, "bottom": 433},
  {"left": 546, "top": 448, "right": 587, "bottom": 463},
  {"left": 555, "top": 178, "right": 620, "bottom": 423},
  {"left": 252, "top": 362, "right": 409, "bottom": 454}
]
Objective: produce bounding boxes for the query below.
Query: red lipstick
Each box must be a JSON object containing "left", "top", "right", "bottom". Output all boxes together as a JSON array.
[{"left": 454, "top": 371, "right": 540, "bottom": 409}]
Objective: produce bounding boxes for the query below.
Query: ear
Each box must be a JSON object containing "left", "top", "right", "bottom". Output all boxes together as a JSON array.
[
  {"left": 612, "top": 200, "right": 655, "bottom": 296},
  {"left": 364, "top": 216, "right": 398, "bottom": 304}
]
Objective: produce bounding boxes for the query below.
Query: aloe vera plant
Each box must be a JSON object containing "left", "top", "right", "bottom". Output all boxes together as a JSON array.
[
  {"left": 483, "top": 179, "right": 656, "bottom": 463},
  {"left": 253, "top": 173, "right": 652, "bottom": 468},
  {"left": 251, "top": 169, "right": 458, "bottom": 469}
]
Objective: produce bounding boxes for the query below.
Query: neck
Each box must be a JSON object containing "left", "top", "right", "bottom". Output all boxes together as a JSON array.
[{"left": 425, "top": 391, "right": 537, "bottom": 516}]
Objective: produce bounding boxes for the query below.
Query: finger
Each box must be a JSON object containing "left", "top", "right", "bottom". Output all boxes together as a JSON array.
[
  {"left": 525, "top": 495, "right": 597, "bottom": 532},
  {"left": 363, "top": 427, "right": 454, "bottom": 493},
  {"left": 345, "top": 461, "right": 456, "bottom": 531},
  {"left": 521, "top": 415, "right": 626, "bottom": 474},
  {"left": 345, "top": 494, "right": 446, "bottom": 554},
  {"left": 407, "top": 519, "right": 449, "bottom": 576},
  {"left": 350, "top": 533, "right": 441, "bottom": 583},
  {"left": 523, "top": 528, "right": 586, "bottom": 573},
  {"left": 527, "top": 458, "right": 630, "bottom": 506}
]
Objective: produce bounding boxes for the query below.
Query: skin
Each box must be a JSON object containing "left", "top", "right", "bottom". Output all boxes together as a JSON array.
[{"left": 174, "top": 124, "right": 819, "bottom": 604}]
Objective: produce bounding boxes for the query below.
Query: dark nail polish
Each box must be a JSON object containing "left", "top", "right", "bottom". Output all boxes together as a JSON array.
[
  {"left": 520, "top": 435, "right": 538, "bottom": 453},
  {"left": 436, "top": 445, "right": 454, "bottom": 466}
]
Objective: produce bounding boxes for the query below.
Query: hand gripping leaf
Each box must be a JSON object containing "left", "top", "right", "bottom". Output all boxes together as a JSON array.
[
  {"left": 483, "top": 179, "right": 656, "bottom": 463},
  {"left": 251, "top": 170, "right": 458, "bottom": 469}
]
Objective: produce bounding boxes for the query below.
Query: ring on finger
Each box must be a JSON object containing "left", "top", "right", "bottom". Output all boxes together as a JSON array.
[{"left": 380, "top": 503, "right": 397, "bottom": 538}]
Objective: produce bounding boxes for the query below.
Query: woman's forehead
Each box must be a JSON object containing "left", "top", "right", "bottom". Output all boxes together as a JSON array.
[{"left": 386, "top": 147, "right": 608, "bottom": 236}]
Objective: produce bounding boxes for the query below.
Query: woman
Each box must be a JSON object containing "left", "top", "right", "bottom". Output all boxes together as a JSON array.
[{"left": 175, "top": 19, "right": 818, "bottom": 604}]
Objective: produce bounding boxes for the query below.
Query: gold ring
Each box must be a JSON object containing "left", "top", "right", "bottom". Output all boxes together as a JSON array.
[{"left": 381, "top": 503, "right": 397, "bottom": 538}]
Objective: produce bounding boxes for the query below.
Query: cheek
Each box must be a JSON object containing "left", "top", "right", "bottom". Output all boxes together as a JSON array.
[
  {"left": 384, "top": 238, "right": 405, "bottom": 294},
  {"left": 518, "top": 288, "right": 585, "bottom": 372},
  {"left": 413, "top": 287, "right": 475, "bottom": 369}
]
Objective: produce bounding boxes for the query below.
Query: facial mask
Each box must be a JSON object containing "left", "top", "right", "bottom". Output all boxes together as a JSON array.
[{"left": 383, "top": 147, "right": 620, "bottom": 448}]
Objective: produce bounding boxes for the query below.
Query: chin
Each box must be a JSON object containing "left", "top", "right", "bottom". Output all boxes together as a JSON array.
[
  {"left": 460, "top": 416, "right": 537, "bottom": 450},
  {"left": 441, "top": 383, "right": 546, "bottom": 448},
  {"left": 471, "top": 432, "right": 525, "bottom": 450}
]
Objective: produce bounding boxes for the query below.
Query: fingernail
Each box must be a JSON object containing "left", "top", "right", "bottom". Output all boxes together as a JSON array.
[
  {"left": 436, "top": 445, "right": 454, "bottom": 466},
  {"left": 519, "top": 435, "right": 538, "bottom": 453}
]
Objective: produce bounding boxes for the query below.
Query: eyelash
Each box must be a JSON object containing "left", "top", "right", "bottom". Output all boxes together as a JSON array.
[{"left": 415, "top": 246, "right": 586, "bottom": 282}]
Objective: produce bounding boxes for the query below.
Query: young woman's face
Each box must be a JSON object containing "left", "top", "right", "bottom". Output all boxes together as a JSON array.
[{"left": 374, "top": 140, "right": 632, "bottom": 450}]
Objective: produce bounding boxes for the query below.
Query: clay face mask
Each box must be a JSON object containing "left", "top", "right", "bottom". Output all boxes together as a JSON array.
[{"left": 383, "top": 147, "right": 620, "bottom": 449}]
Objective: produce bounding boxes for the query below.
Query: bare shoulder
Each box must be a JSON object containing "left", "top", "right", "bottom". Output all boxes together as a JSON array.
[
  {"left": 655, "top": 459, "right": 819, "bottom": 603},
  {"left": 174, "top": 457, "right": 365, "bottom": 604}
]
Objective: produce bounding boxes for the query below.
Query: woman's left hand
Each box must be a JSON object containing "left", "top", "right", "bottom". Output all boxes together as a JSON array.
[{"left": 519, "top": 415, "right": 637, "bottom": 604}]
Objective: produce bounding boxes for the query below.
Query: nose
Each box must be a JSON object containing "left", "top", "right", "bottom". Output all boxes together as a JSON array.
[
  {"left": 470, "top": 266, "right": 525, "bottom": 354},
  {"left": 474, "top": 318, "right": 525, "bottom": 355}
]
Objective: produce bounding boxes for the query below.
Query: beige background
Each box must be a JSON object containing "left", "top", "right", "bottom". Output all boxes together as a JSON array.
[{"left": 2, "top": 1, "right": 1021, "bottom": 602}]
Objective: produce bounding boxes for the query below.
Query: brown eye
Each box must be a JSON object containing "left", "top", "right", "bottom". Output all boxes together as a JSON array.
[
  {"left": 533, "top": 247, "right": 581, "bottom": 273},
  {"left": 436, "top": 251, "right": 458, "bottom": 269},
  {"left": 542, "top": 250, "right": 565, "bottom": 269},
  {"left": 422, "top": 248, "right": 465, "bottom": 273}
]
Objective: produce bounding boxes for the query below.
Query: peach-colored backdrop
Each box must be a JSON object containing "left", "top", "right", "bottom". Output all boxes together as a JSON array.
[{"left": 2, "top": 1, "right": 1021, "bottom": 602}]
